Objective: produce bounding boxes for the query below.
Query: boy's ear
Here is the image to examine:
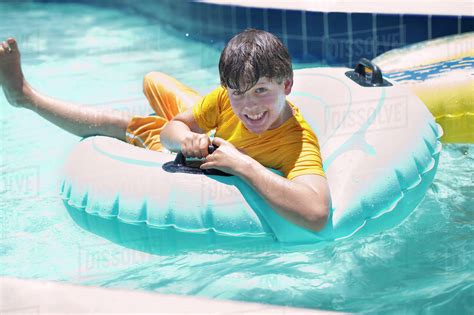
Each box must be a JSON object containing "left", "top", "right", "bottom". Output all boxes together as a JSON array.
[{"left": 284, "top": 78, "right": 293, "bottom": 95}]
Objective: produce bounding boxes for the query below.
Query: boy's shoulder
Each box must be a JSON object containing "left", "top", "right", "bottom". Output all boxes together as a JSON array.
[{"left": 205, "top": 85, "right": 229, "bottom": 103}]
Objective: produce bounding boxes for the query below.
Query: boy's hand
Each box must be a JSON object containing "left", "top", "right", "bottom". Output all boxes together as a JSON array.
[
  {"left": 180, "top": 132, "right": 211, "bottom": 158},
  {"left": 200, "top": 137, "right": 253, "bottom": 176}
]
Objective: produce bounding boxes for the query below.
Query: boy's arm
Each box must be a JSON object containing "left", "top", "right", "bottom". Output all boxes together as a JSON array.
[
  {"left": 201, "top": 137, "right": 330, "bottom": 232},
  {"left": 243, "top": 166, "right": 330, "bottom": 232},
  {"left": 160, "top": 108, "right": 210, "bottom": 158}
]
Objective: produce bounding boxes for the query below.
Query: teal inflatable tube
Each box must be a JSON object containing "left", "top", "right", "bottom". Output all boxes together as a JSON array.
[{"left": 60, "top": 66, "right": 442, "bottom": 253}]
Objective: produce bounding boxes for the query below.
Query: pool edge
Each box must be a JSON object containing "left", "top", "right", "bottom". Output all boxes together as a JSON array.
[{"left": 0, "top": 276, "right": 344, "bottom": 314}]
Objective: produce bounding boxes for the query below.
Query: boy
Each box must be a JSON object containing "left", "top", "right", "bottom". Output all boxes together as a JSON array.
[{"left": 0, "top": 29, "right": 330, "bottom": 232}]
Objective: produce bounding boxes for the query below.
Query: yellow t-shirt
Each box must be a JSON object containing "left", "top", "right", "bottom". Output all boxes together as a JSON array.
[{"left": 192, "top": 86, "right": 325, "bottom": 180}]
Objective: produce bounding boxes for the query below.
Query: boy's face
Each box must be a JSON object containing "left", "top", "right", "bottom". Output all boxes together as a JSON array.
[{"left": 227, "top": 77, "right": 293, "bottom": 134}]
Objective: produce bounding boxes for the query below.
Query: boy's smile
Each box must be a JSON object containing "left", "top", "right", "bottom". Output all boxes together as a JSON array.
[{"left": 227, "top": 77, "right": 293, "bottom": 134}]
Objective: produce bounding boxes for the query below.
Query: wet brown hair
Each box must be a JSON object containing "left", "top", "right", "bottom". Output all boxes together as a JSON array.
[{"left": 219, "top": 29, "right": 293, "bottom": 93}]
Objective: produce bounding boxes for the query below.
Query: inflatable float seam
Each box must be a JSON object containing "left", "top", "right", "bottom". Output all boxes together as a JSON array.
[
  {"left": 336, "top": 148, "right": 440, "bottom": 240},
  {"left": 335, "top": 124, "right": 442, "bottom": 240},
  {"left": 61, "top": 193, "right": 271, "bottom": 238}
]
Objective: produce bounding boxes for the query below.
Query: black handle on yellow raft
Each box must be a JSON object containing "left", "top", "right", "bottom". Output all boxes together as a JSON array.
[
  {"left": 345, "top": 58, "right": 392, "bottom": 87},
  {"left": 162, "top": 145, "right": 232, "bottom": 176}
]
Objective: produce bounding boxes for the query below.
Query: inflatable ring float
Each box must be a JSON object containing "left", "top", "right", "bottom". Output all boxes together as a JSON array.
[
  {"left": 374, "top": 32, "right": 473, "bottom": 143},
  {"left": 61, "top": 60, "right": 442, "bottom": 253}
]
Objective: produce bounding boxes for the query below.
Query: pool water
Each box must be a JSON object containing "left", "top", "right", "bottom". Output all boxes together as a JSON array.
[{"left": 1, "top": 2, "right": 473, "bottom": 314}]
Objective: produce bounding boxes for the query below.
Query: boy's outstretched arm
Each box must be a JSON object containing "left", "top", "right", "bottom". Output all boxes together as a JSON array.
[
  {"left": 201, "top": 137, "right": 331, "bottom": 232},
  {"left": 160, "top": 108, "right": 211, "bottom": 158}
]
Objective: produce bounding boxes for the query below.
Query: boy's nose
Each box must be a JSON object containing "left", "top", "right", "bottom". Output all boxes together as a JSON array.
[{"left": 242, "top": 94, "right": 257, "bottom": 107}]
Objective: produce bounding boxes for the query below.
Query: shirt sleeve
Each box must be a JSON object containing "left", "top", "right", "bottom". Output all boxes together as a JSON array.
[
  {"left": 283, "top": 130, "right": 326, "bottom": 180},
  {"left": 192, "top": 86, "right": 224, "bottom": 133}
]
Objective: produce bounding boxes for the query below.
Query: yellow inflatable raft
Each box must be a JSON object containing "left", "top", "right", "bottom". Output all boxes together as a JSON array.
[{"left": 374, "top": 33, "right": 473, "bottom": 143}]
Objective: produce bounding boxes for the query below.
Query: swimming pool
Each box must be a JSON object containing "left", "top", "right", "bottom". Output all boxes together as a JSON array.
[{"left": 1, "top": 2, "right": 472, "bottom": 314}]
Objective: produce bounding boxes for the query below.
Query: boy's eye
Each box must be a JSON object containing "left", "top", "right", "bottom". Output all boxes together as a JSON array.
[
  {"left": 255, "top": 87, "right": 266, "bottom": 93},
  {"left": 232, "top": 91, "right": 244, "bottom": 96}
]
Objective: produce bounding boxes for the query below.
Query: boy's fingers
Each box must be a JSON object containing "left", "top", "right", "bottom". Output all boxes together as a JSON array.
[
  {"left": 201, "top": 136, "right": 211, "bottom": 157},
  {"left": 190, "top": 137, "right": 202, "bottom": 158},
  {"left": 212, "top": 137, "right": 225, "bottom": 146},
  {"left": 200, "top": 161, "right": 212, "bottom": 169},
  {"left": 180, "top": 143, "right": 187, "bottom": 155}
]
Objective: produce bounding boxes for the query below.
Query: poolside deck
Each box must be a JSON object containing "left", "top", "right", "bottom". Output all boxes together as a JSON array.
[
  {"left": 199, "top": 0, "right": 473, "bottom": 16},
  {"left": 0, "top": 277, "right": 342, "bottom": 314}
]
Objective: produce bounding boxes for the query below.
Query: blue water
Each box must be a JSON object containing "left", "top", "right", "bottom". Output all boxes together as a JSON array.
[
  {"left": 1, "top": 2, "right": 473, "bottom": 314},
  {"left": 384, "top": 56, "right": 474, "bottom": 82}
]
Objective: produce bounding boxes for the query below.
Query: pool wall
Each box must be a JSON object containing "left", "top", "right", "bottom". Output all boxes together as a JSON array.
[
  {"left": 158, "top": 1, "right": 474, "bottom": 66},
  {"left": 34, "top": 0, "right": 473, "bottom": 66}
]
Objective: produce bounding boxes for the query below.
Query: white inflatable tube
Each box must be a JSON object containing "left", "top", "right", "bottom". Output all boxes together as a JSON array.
[{"left": 61, "top": 66, "right": 442, "bottom": 253}]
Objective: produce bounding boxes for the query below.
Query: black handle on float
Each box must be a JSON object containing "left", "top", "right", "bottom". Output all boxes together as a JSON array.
[
  {"left": 163, "top": 145, "right": 231, "bottom": 176},
  {"left": 345, "top": 58, "right": 392, "bottom": 87},
  {"left": 174, "top": 145, "right": 216, "bottom": 166},
  {"left": 354, "top": 58, "right": 384, "bottom": 86}
]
